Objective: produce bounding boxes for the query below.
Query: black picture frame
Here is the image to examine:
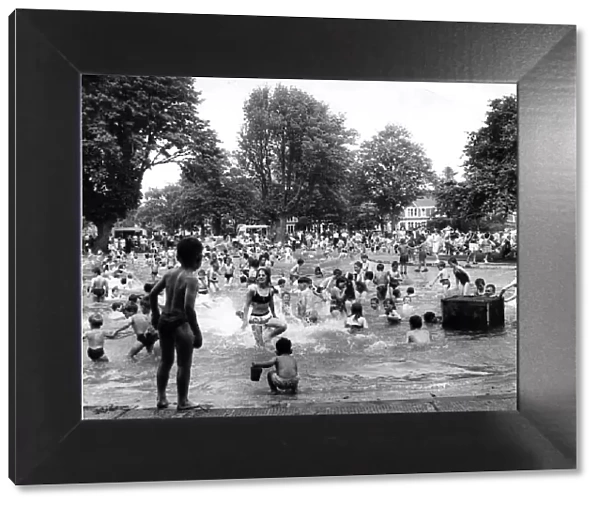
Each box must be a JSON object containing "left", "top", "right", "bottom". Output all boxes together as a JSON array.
[{"left": 9, "top": 9, "right": 576, "bottom": 485}]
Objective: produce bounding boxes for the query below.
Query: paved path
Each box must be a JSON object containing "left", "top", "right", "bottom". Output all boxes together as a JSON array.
[{"left": 84, "top": 394, "right": 515, "bottom": 419}]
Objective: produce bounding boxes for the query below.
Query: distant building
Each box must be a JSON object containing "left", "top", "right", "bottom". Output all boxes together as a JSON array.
[{"left": 398, "top": 198, "right": 437, "bottom": 230}]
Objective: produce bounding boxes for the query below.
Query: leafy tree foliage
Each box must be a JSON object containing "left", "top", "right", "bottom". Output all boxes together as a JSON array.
[
  {"left": 435, "top": 95, "right": 517, "bottom": 224},
  {"left": 83, "top": 75, "right": 207, "bottom": 250},
  {"left": 237, "top": 84, "right": 357, "bottom": 239},
  {"left": 355, "top": 124, "right": 435, "bottom": 230}
]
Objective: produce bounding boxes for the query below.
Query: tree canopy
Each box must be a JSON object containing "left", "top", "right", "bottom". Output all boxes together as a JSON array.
[
  {"left": 352, "top": 124, "right": 435, "bottom": 230},
  {"left": 82, "top": 75, "right": 212, "bottom": 249},
  {"left": 434, "top": 95, "right": 517, "bottom": 226},
  {"left": 236, "top": 84, "right": 357, "bottom": 238}
]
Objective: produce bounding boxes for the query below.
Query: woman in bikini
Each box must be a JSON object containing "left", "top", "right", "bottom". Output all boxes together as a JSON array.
[{"left": 241, "top": 267, "right": 287, "bottom": 347}]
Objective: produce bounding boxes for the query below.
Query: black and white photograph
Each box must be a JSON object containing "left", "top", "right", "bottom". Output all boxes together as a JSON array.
[
  {"left": 82, "top": 76, "right": 518, "bottom": 418},
  {"left": 7, "top": 0, "right": 582, "bottom": 493}
]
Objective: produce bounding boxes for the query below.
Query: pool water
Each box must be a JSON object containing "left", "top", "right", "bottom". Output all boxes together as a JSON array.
[{"left": 83, "top": 258, "right": 517, "bottom": 410}]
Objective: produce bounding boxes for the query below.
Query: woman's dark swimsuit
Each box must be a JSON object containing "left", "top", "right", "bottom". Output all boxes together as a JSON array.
[
  {"left": 250, "top": 287, "right": 274, "bottom": 319},
  {"left": 87, "top": 347, "right": 105, "bottom": 361},
  {"left": 251, "top": 287, "right": 274, "bottom": 305},
  {"left": 92, "top": 287, "right": 105, "bottom": 297}
]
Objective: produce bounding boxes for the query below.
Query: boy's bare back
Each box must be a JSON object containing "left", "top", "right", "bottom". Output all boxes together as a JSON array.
[
  {"left": 275, "top": 355, "right": 298, "bottom": 379},
  {"left": 161, "top": 267, "right": 198, "bottom": 314},
  {"left": 85, "top": 329, "right": 107, "bottom": 349},
  {"left": 406, "top": 329, "right": 431, "bottom": 344}
]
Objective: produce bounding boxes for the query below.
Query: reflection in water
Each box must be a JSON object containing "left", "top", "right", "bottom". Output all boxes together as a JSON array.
[{"left": 83, "top": 267, "right": 517, "bottom": 409}]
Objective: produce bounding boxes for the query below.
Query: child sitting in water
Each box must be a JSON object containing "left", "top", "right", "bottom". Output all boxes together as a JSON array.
[
  {"left": 84, "top": 313, "right": 129, "bottom": 362},
  {"left": 474, "top": 278, "right": 486, "bottom": 296},
  {"left": 345, "top": 302, "right": 369, "bottom": 330},
  {"left": 423, "top": 311, "right": 442, "bottom": 325},
  {"left": 405, "top": 315, "right": 431, "bottom": 344},
  {"left": 403, "top": 286, "right": 415, "bottom": 304},
  {"left": 484, "top": 284, "right": 497, "bottom": 296},
  {"left": 251, "top": 337, "right": 299, "bottom": 394},
  {"left": 382, "top": 298, "right": 401, "bottom": 323},
  {"left": 370, "top": 297, "right": 380, "bottom": 311}
]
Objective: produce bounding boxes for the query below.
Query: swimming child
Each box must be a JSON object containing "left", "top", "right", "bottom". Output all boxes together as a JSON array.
[
  {"left": 251, "top": 337, "right": 299, "bottom": 394},
  {"left": 474, "top": 278, "right": 486, "bottom": 296},
  {"left": 345, "top": 302, "right": 369, "bottom": 330},
  {"left": 405, "top": 315, "right": 431, "bottom": 344},
  {"left": 84, "top": 313, "right": 129, "bottom": 362},
  {"left": 150, "top": 237, "right": 205, "bottom": 411},
  {"left": 448, "top": 257, "right": 471, "bottom": 295}
]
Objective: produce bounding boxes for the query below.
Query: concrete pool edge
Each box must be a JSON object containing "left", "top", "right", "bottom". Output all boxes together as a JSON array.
[{"left": 83, "top": 394, "right": 516, "bottom": 419}]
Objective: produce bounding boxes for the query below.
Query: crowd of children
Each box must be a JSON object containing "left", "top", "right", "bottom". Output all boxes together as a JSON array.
[{"left": 83, "top": 228, "right": 517, "bottom": 406}]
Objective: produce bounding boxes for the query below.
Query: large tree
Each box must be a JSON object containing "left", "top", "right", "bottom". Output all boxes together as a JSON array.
[
  {"left": 237, "top": 84, "right": 357, "bottom": 239},
  {"left": 135, "top": 185, "right": 187, "bottom": 234},
  {"left": 434, "top": 94, "right": 517, "bottom": 224},
  {"left": 356, "top": 124, "right": 434, "bottom": 230},
  {"left": 82, "top": 75, "right": 209, "bottom": 250}
]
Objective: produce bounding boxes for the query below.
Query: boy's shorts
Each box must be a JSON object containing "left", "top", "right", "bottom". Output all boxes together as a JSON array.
[
  {"left": 87, "top": 347, "right": 105, "bottom": 361},
  {"left": 137, "top": 331, "right": 159, "bottom": 349},
  {"left": 271, "top": 373, "right": 299, "bottom": 390}
]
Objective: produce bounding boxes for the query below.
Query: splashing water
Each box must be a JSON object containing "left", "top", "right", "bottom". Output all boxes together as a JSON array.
[{"left": 83, "top": 260, "right": 517, "bottom": 410}]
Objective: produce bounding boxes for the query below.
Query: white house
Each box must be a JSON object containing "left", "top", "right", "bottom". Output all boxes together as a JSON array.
[{"left": 398, "top": 198, "right": 437, "bottom": 230}]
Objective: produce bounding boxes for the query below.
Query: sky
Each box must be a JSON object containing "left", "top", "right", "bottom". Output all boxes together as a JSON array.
[{"left": 141, "top": 77, "right": 515, "bottom": 193}]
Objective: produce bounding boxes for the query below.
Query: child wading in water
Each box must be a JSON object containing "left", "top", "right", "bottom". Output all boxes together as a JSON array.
[
  {"left": 405, "top": 315, "right": 431, "bottom": 344},
  {"left": 448, "top": 256, "right": 471, "bottom": 295},
  {"left": 252, "top": 337, "right": 299, "bottom": 394},
  {"left": 150, "top": 237, "right": 205, "bottom": 411},
  {"left": 126, "top": 298, "right": 159, "bottom": 359},
  {"left": 84, "top": 313, "right": 129, "bottom": 362},
  {"left": 345, "top": 302, "right": 369, "bottom": 330},
  {"left": 89, "top": 267, "right": 109, "bottom": 302}
]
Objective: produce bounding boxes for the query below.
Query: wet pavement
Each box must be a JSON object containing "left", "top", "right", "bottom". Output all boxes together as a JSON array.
[{"left": 84, "top": 394, "right": 515, "bottom": 419}]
